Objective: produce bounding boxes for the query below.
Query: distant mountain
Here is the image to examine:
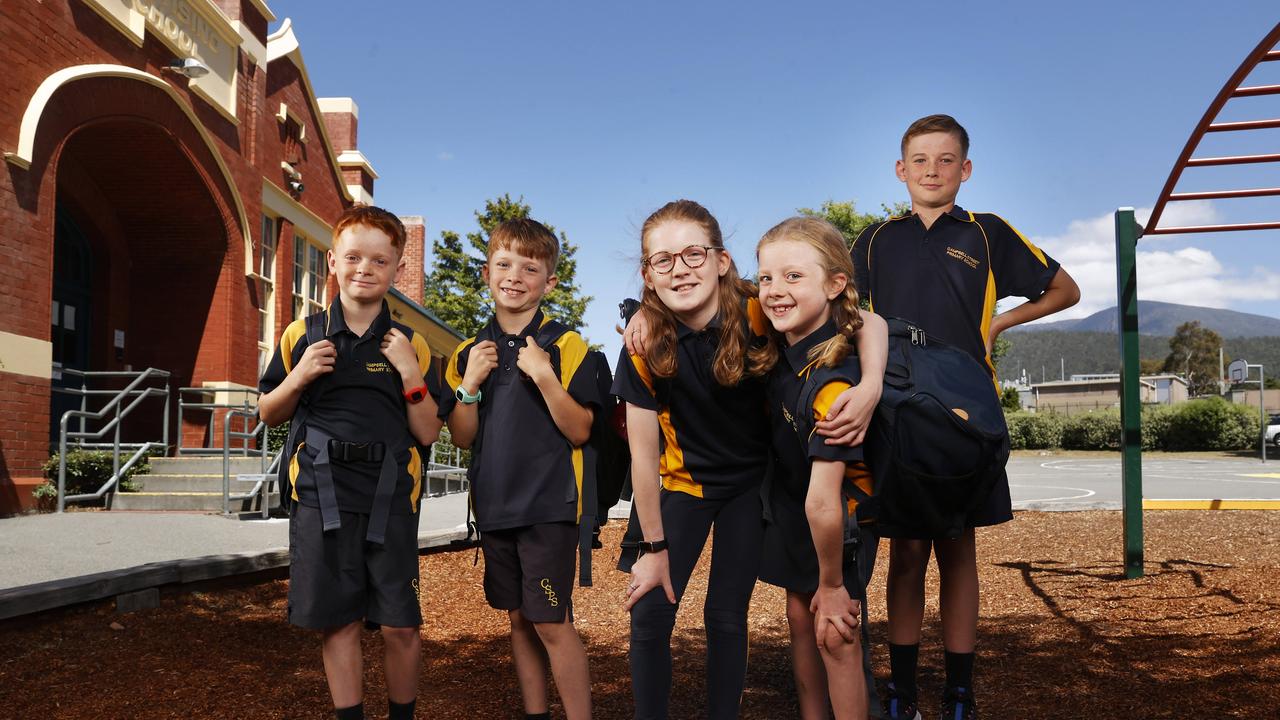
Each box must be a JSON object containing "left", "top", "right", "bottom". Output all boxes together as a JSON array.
[
  {"left": 1009, "top": 301, "right": 1280, "bottom": 338},
  {"left": 997, "top": 331, "right": 1280, "bottom": 383}
]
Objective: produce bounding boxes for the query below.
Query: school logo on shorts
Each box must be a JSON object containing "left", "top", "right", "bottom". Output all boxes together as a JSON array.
[
  {"left": 539, "top": 578, "right": 559, "bottom": 607},
  {"left": 411, "top": 578, "right": 421, "bottom": 601}
]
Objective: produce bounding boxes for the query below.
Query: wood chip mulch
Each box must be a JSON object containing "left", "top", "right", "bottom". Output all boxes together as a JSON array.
[{"left": 1, "top": 510, "right": 1277, "bottom": 719}]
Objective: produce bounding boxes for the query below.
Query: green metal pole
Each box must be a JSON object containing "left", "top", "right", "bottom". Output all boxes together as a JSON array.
[{"left": 1115, "top": 208, "right": 1144, "bottom": 579}]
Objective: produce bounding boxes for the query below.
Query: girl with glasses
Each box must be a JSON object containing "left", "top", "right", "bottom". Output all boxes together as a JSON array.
[{"left": 612, "top": 200, "right": 885, "bottom": 718}]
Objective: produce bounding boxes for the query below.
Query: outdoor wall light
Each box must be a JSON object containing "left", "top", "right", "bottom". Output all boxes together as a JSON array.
[
  {"left": 288, "top": 178, "right": 305, "bottom": 194},
  {"left": 165, "top": 57, "right": 210, "bottom": 79}
]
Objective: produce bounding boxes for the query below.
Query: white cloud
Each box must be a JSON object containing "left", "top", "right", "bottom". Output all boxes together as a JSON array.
[{"left": 1000, "top": 200, "right": 1280, "bottom": 321}]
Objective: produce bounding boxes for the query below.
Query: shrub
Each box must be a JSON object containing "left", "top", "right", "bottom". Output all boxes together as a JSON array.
[
  {"left": 1164, "top": 397, "right": 1257, "bottom": 451},
  {"left": 1140, "top": 404, "right": 1176, "bottom": 451},
  {"left": 1227, "top": 402, "right": 1263, "bottom": 450},
  {"left": 1061, "top": 410, "right": 1122, "bottom": 450},
  {"left": 36, "top": 449, "right": 151, "bottom": 503},
  {"left": 1000, "top": 386, "right": 1022, "bottom": 412},
  {"left": 267, "top": 421, "right": 290, "bottom": 454},
  {"left": 1006, "top": 412, "right": 1064, "bottom": 450}
]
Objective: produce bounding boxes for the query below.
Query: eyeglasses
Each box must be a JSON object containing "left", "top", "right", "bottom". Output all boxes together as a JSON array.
[{"left": 643, "top": 245, "right": 719, "bottom": 275}]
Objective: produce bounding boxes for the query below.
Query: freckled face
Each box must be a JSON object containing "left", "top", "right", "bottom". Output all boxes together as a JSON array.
[
  {"left": 329, "top": 225, "right": 404, "bottom": 305},
  {"left": 757, "top": 239, "right": 846, "bottom": 345}
]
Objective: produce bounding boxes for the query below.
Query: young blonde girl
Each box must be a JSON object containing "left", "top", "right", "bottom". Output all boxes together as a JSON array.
[{"left": 753, "top": 216, "right": 888, "bottom": 720}]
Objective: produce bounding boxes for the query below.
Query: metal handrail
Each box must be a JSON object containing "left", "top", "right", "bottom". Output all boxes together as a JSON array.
[
  {"left": 63, "top": 441, "right": 165, "bottom": 505},
  {"left": 222, "top": 408, "right": 271, "bottom": 518},
  {"left": 178, "top": 386, "right": 261, "bottom": 455},
  {"left": 57, "top": 368, "right": 172, "bottom": 512}
]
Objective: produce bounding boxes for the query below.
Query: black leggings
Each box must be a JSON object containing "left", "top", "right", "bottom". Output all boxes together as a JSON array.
[{"left": 629, "top": 487, "right": 764, "bottom": 720}]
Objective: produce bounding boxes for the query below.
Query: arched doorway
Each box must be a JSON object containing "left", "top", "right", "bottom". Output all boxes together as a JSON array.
[{"left": 51, "top": 117, "right": 232, "bottom": 447}]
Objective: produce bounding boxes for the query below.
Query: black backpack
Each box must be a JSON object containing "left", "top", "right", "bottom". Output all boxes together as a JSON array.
[
  {"left": 864, "top": 318, "right": 1010, "bottom": 539},
  {"left": 458, "top": 319, "right": 630, "bottom": 586},
  {"left": 275, "top": 311, "right": 334, "bottom": 515},
  {"left": 274, "top": 311, "right": 418, "bottom": 516}
]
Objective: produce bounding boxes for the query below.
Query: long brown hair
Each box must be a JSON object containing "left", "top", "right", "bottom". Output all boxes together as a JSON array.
[
  {"left": 638, "top": 200, "right": 765, "bottom": 386},
  {"left": 750, "top": 216, "right": 863, "bottom": 371}
]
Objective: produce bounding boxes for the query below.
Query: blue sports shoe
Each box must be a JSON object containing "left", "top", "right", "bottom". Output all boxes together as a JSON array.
[
  {"left": 940, "top": 685, "right": 978, "bottom": 720},
  {"left": 882, "top": 682, "right": 922, "bottom": 720}
]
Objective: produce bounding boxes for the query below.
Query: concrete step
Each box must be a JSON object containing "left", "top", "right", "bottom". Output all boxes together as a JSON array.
[
  {"left": 148, "top": 456, "right": 270, "bottom": 475},
  {"left": 112, "top": 491, "right": 279, "bottom": 512},
  {"left": 133, "top": 474, "right": 275, "bottom": 492}
]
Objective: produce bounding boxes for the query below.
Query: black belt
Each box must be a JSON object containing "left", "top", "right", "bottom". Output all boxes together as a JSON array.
[
  {"left": 327, "top": 439, "right": 386, "bottom": 464},
  {"left": 304, "top": 427, "right": 405, "bottom": 545}
]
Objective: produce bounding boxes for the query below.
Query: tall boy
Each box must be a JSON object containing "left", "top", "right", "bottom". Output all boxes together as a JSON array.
[
  {"left": 258, "top": 204, "right": 442, "bottom": 720},
  {"left": 438, "top": 218, "right": 596, "bottom": 720},
  {"left": 847, "top": 115, "right": 1079, "bottom": 719}
]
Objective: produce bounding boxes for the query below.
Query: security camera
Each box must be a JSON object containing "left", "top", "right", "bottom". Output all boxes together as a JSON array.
[{"left": 288, "top": 179, "right": 304, "bottom": 193}]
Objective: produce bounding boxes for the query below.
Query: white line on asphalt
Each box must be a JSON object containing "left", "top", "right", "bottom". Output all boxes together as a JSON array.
[{"left": 1007, "top": 484, "right": 1096, "bottom": 502}]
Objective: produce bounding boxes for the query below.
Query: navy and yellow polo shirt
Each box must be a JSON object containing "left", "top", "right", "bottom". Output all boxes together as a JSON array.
[
  {"left": 611, "top": 299, "right": 771, "bottom": 500},
  {"left": 761, "top": 320, "right": 874, "bottom": 591},
  {"left": 851, "top": 206, "right": 1059, "bottom": 369},
  {"left": 767, "top": 320, "right": 873, "bottom": 517},
  {"left": 437, "top": 310, "right": 600, "bottom": 532},
  {"left": 259, "top": 300, "right": 433, "bottom": 515}
]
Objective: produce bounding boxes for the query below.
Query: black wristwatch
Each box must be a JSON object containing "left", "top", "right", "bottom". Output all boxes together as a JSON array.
[{"left": 637, "top": 539, "right": 668, "bottom": 555}]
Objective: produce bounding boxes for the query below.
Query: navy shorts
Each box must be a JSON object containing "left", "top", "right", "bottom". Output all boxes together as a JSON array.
[
  {"left": 287, "top": 504, "right": 423, "bottom": 630},
  {"left": 480, "top": 522, "right": 577, "bottom": 623},
  {"left": 876, "top": 468, "right": 1014, "bottom": 540}
]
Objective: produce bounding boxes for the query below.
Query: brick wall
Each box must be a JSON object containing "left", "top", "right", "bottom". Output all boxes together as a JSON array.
[
  {"left": 396, "top": 217, "right": 427, "bottom": 305},
  {"left": 0, "top": 373, "right": 51, "bottom": 515}
]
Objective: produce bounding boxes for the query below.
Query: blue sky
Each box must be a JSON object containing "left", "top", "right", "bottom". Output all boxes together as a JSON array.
[{"left": 270, "top": 1, "right": 1280, "bottom": 358}]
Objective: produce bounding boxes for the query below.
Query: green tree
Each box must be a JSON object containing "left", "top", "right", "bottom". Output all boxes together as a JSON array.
[
  {"left": 1163, "top": 321, "right": 1224, "bottom": 397},
  {"left": 797, "top": 199, "right": 910, "bottom": 249},
  {"left": 423, "top": 194, "right": 594, "bottom": 341},
  {"left": 1000, "top": 385, "right": 1022, "bottom": 412},
  {"left": 422, "top": 229, "right": 486, "bottom": 337}
]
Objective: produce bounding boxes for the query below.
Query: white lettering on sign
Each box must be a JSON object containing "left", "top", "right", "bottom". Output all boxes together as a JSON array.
[{"left": 131, "top": 0, "right": 222, "bottom": 56}]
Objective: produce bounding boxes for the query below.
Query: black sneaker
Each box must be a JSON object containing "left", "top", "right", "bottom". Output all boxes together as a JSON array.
[
  {"left": 882, "top": 682, "right": 922, "bottom": 720},
  {"left": 940, "top": 686, "right": 978, "bottom": 720}
]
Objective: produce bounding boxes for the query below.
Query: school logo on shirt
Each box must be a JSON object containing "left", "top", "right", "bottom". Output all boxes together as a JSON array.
[
  {"left": 365, "top": 361, "right": 394, "bottom": 374},
  {"left": 781, "top": 403, "right": 797, "bottom": 432},
  {"left": 945, "top": 246, "right": 980, "bottom": 270}
]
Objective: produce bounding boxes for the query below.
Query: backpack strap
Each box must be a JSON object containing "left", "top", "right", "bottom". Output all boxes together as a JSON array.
[{"left": 276, "top": 311, "right": 331, "bottom": 515}]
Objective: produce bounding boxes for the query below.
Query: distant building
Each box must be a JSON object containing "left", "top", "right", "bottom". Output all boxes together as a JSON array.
[
  {"left": 1029, "top": 375, "right": 1188, "bottom": 415},
  {"left": 1143, "top": 374, "right": 1190, "bottom": 405}
]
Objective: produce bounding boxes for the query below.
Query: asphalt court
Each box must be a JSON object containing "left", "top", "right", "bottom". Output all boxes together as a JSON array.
[{"left": 1007, "top": 455, "right": 1280, "bottom": 510}]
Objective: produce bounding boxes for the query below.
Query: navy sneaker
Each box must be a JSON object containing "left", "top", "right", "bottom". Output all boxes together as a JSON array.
[
  {"left": 940, "top": 686, "right": 978, "bottom": 720},
  {"left": 882, "top": 682, "right": 922, "bottom": 720}
]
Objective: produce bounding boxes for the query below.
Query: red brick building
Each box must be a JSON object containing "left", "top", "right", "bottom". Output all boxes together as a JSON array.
[{"left": 0, "top": 1, "right": 459, "bottom": 514}]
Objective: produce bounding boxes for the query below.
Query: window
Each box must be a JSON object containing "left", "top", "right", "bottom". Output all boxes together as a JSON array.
[
  {"left": 257, "top": 215, "right": 278, "bottom": 374},
  {"left": 293, "top": 235, "right": 328, "bottom": 320}
]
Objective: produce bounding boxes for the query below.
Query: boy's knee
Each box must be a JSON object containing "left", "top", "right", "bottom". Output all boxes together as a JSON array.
[
  {"left": 531, "top": 617, "right": 574, "bottom": 645},
  {"left": 379, "top": 625, "right": 420, "bottom": 646},
  {"left": 323, "top": 620, "right": 363, "bottom": 641}
]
